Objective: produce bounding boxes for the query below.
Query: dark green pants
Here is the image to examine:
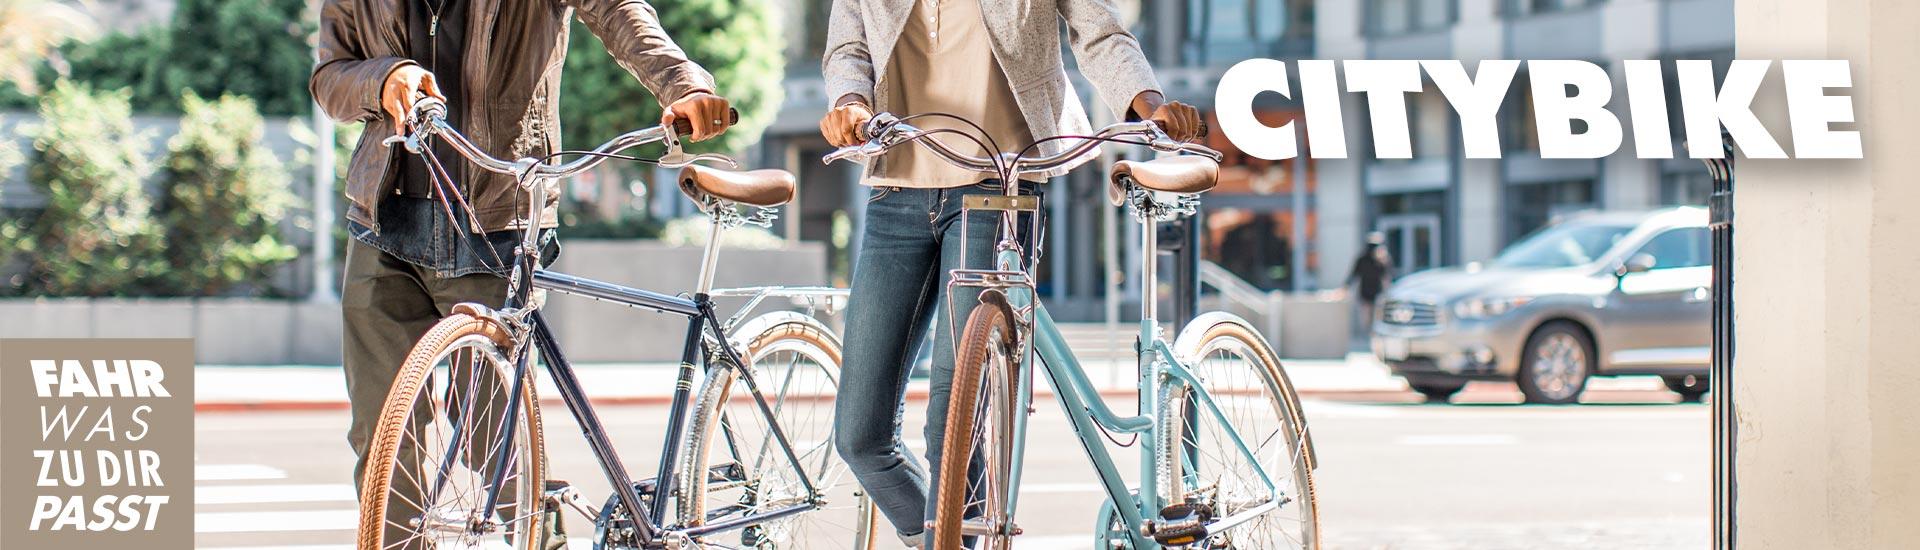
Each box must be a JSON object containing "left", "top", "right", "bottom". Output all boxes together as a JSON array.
[
  {"left": 342, "top": 237, "right": 508, "bottom": 488},
  {"left": 343, "top": 239, "right": 565, "bottom": 548}
]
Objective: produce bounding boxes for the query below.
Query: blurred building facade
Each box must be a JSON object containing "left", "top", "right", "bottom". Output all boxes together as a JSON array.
[{"left": 748, "top": 0, "right": 1732, "bottom": 320}]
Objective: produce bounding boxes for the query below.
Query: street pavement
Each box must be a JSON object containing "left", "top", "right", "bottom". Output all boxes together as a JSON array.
[
  {"left": 191, "top": 372, "right": 1707, "bottom": 549},
  {"left": 193, "top": 353, "right": 1686, "bottom": 410}
]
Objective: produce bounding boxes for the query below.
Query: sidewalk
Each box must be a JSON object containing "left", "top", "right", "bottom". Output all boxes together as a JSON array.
[{"left": 194, "top": 353, "right": 1667, "bottom": 411}]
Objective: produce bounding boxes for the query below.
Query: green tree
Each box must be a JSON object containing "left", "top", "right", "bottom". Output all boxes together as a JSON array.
[
  {"left": 33, "top": 0, "right": 313, "bottom": 115},
  {"left": 152, "top": 93, "right": 299, "bottom": 296},
  {"left": 559, "top": 0, "right": 785, "bottom": 156},
  {"left": 1, "top": 81, "right": 163, "bottom": 296},
  {"left": 52, "top": 28, "right": 172, "bottom": 112},
  {"left": 160, "top": 0, "right": 315, "bottom": 116}
]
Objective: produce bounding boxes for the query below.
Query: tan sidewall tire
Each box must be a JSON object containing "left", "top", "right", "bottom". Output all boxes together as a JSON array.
[
  {"left": 355, "top": 314, "right": 545, "bottom": 550},
  {"left": 931, "top": 302, "right": 1016, "bottom": 550},
  {"left": 676, "top": 318, "right": 844, "bottom": 534},
  {"left": 1170, "top": 319, "right": 1319, "bottom": 549}
]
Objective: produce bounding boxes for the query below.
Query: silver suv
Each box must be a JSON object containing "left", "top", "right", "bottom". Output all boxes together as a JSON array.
[{"left": 1371, "top": 207, "right": 1711, "bottom": 404}]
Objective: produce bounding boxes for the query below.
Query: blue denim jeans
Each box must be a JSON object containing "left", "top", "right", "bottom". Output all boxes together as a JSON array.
[{"left": 835, "top": 180, "right": 1040, "bottom": 541}]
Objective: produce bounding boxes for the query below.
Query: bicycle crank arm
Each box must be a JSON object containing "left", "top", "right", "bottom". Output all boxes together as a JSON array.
[
  {"left": 543, "top": 481, "right": 602, "bottom": 520},
  {"left": 931, "top": 518, "right": 1023, "bottom": 538}
]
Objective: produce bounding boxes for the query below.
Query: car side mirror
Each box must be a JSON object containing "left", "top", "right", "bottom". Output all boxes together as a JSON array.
[{"left": 1617, "top": 253, "right": 1656, "bottom": 278}]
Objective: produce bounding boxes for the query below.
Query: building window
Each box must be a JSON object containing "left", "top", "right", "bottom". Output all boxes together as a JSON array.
[
  {"left": 1506, "top": 179, "right": 1595, "bottom": 243},
  {"left": 1185, "top": 0, "right": 1308, "bottom": 64},
  {"left": 1502, "top": 0, "right": 1607, "bottom": 18},
  {"left": 1367, "top": 0, "right": 1455, "bottom": 36}
]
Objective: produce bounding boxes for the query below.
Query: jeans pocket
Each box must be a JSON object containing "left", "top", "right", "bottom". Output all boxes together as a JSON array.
[{"left": 867, "top": 186, "right": 896, "bottom": 204}]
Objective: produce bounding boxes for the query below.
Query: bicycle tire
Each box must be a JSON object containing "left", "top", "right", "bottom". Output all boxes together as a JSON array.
[
  {"left": 677, "top": 313, "right": 873, "bottom": 549},
  {"left": 1158, "top": 316, "right": 1317, "bottom": 549},
  {"left": 356, "top": 313, "right": 546, "bottom": 550},
  {"left": 930, "top": 298, "right": 1020, "bottom": 550}
]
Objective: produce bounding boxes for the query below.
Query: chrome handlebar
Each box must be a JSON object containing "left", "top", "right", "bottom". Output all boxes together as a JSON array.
[
  {"left": 382, "top": 97, "right": 736, "bottom": 186},
  {"left": 820, "top": 112, "right": 1224, "bottom": 173}
]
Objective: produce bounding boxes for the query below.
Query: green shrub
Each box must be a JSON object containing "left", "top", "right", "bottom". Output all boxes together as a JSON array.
[
  {"left": 151, "top": 93, "right": 298, "bottom": 296},
  {"left": 1, "top": 81, "right": 164, "bottom": 296}
]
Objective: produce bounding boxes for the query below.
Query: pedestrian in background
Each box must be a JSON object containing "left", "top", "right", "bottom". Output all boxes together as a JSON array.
[{"left": 1346, "top": 232, "right": 1394, "bottom": 331}]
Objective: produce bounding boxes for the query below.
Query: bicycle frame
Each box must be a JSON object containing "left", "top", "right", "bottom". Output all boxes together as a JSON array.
[
  {"left": 457, "top": 265, "right": 834, "bottom": 546},
  {"left": 389, "top": 103, "right": 837, "bottom": 546},
  {"left": 948, "top": 182, "right": 1286, "bottom": 549}
]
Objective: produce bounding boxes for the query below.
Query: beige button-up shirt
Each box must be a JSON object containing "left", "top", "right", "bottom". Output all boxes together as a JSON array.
[{"left": 867, "top": 0, "right": 1036, "bottom": 188}]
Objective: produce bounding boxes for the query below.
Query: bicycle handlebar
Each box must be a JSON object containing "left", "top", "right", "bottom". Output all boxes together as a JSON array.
[
  {"left": 386, "top": 97, "right": 739, "bottom": 183},
  {"left": 820, "top": 112, "right": 1223, "bottom": 174}
]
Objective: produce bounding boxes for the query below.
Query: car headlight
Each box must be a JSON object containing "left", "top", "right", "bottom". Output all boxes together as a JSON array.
[{"left": 1452, "top": 296, "right": 1532, "bottom": 319}]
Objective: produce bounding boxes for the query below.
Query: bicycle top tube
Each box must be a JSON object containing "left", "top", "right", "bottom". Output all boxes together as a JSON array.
[
  {"left": 388, "top": 97, "right": 737, "bottom": 183},
  {"left": 820, "top": 111, "right": 1223, "bottom": 178}
]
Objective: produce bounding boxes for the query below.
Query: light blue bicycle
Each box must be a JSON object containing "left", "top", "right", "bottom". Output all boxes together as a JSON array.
[{"left": 826, "top": 113, "right": 1318, "bottom": 550}]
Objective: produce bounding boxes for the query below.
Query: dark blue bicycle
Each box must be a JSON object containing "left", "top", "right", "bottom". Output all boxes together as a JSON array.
[{"left": 354, "top": 98, "right": 875, "bottom": 550}]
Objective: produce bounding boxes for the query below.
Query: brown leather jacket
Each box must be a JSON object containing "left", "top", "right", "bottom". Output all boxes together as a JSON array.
[{"left": 312, "top": 0, "right": 714, "bottom": 233}]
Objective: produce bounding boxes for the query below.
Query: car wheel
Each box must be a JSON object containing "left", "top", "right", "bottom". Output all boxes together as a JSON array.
[
  {"left": 1663, "top": 374, "right": 1709, "bottom": 403},
  {"left": 1405, "top": 375, "right": 1467, "bottom": 403},
  {"left": 1517, "top": 322, "right": 1593, "bottom": 405}
]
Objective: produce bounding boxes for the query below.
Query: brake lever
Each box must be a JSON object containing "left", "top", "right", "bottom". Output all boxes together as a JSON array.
[
  {"left": 823, "top": 113, "right": 908, "bottom": 165},
  {"left": 656, "top": 122, "right": 740, "bottom": 169},
  {"left": 382, "top": 98, "right": 449, "bottom": 154}
]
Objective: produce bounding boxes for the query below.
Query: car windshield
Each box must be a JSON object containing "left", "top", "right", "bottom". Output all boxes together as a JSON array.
[{"left": 1492, "top": 222, "right": 1636, "bottom": 268}]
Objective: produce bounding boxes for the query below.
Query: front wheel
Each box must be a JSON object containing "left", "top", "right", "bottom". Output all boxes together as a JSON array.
[
  {"left": 356, "top": 313, "right": 545, "bottom": 550},
  {"left": 677, "top": 313, "right": 872, "bottom": 549},
  {"left": 1159, "top": 315, "right": 1318, "bottom": 549},
  {"left": 930, "top": 297, "right": 1021, "bottom": 550},
  {"left": 1517, "top": 322, "right": 1593, "bottom": 405}
]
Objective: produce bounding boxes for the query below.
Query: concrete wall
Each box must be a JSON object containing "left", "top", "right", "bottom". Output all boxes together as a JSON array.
[
  {"left": 1735, "top": 0, "right": 1920, "bottom": 546},
  {"left": 0, "top": 241, "right": 828, "bottom": 364}
]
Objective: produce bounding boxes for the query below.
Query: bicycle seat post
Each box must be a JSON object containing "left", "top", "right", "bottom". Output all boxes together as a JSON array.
[{"left": 695, "top": 209, "right": 725, "bottom": 295}]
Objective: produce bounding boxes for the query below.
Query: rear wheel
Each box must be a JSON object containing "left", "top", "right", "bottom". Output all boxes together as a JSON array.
[
  {"left": 1158, "top": 317, "right": 1318, "bottom": 549},
  {"left": 1517, "top": 322, "right": 1593, "bottom": 405},
  {"left": 356, "top": 313, "right": 545, "bottom": 550},
  {"left": 929, "top": 299, "right": 1020, "bottom": 550},
  {"left": 677, "top": 314, "right": 872, "bottom": 549},
  {"left": 1663, "top": 374, "right": 1709, "bottom": 403}
]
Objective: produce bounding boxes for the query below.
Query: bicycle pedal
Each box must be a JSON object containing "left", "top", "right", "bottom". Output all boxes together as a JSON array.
[{"left": 1148, "top": 502, "right": 1213, "bottom": 546}]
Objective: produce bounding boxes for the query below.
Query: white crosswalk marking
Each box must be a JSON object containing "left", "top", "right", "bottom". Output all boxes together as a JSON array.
[
  {"left": 196, "top": 464, "right": 289, "bottom": 481},
  {"left": 196, "top": 510, "right": 358, "bottom": 533},
  {"left": 198, "top": 484, "right": 356, "bottom": 505},
  {"left": 1396, "top": 434, "right": 1520, "bottom": 446}
]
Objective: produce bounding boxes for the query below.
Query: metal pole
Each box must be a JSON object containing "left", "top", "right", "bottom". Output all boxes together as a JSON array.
[
  {"left": 309, "top": 48, "right": 338, "bottom": 303},
  {"left": 1701, "top": 133, "right": 1735, "bottom": 550}
]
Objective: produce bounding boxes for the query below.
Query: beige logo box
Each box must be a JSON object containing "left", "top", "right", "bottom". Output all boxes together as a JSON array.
[{"left": 1, "top": 339, "right": 193, "bottom": 550}]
